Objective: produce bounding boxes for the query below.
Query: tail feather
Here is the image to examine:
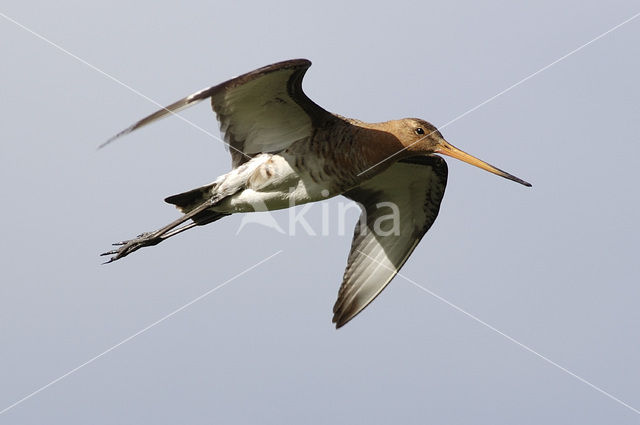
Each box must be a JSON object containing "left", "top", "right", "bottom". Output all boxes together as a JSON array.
[
  {"left": 165, "top": 183, "right": 230, "bottom": 225},
  {"left": 165, "top": 183, "right": 216, "bottom": 213}
]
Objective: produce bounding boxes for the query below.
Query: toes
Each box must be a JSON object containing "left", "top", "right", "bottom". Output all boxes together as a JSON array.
[
  {"left": 100, "top": 243, "right": 131, "bottom": 262},
  {"left": 101, "top": 233, "right": 160, "bottom": 264}
]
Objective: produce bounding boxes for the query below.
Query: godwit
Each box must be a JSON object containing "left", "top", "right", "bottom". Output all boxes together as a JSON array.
[{"left": 102, "top": 59, "right": 531, "bottom": 328}]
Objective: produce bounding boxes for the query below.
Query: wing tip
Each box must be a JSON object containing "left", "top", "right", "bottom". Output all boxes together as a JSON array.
[
  {"left": 99, "top": 85, "right": 217, "bottom": 150},
  {"left": 332, "top": 305, "right": 359, "bottom": 329},
  {"left": 332, "top": 315, "right": 347, "bottom": 329},
  {"left": 98, "top": 125, "right": 136, "bottom": 149}
]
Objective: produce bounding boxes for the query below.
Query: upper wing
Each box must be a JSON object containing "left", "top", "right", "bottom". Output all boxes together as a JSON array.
[
  {"left": 332, "top": 155, "right": 448, "bottom": 328},
  {"left": 210, "top": 59, "right": 334, "bottom": 167},
  {"left": 102, "top": 59, "right": 336, "bottom": 167}
]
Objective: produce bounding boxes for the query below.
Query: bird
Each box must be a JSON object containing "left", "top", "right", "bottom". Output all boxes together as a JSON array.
[{"left": 101, "top": 59, "right": 531, "bottom": 328}]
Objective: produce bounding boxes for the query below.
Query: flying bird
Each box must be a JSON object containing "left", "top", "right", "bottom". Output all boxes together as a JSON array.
[{"left": 102, "top": 59, "right": 531, "bottom": 328}]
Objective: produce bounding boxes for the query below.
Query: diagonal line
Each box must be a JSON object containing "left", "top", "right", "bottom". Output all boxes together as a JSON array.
[
  {"left": 405, "top": 276, "right": 640, "bottom": 415},
  {"left": 358, "top": 10, "right": 640, "bottom": 176},
  {"left": 0, "top": 250, "right": 283, "bottom": 416},
  {"left": 355, "top": 249, "right": 640, "bottom": 416},
  {"left": 0, "top": 11, "right": 251, "bottom": 160}
]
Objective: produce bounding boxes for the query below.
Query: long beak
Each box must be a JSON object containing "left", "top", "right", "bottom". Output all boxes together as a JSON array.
[{"left": 436, "top": 141, "right": 532, "bottom": 187}]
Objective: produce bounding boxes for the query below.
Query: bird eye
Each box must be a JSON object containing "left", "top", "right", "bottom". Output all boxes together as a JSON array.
[{"left": 415, "top": 127, "right": 425, "bottom": 135}]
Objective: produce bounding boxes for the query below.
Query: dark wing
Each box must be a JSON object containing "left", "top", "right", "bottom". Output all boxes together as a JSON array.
[
  {"left": 102, "top": 59, "right": 336, "bottom": 167},
  {"left": 332, "top": 155, "right": 448, "bottom": 328},
  {"left": 210, "top": 59, "right": 334, "bottom": 167}
]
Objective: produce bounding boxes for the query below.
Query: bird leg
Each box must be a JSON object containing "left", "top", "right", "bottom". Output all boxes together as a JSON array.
[{"left": 101, "top": 198, "right": 219, "bottom": 264}]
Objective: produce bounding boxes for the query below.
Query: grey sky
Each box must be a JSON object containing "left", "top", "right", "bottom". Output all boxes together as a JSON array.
[{"left": 1, "top": 1, "right": 639, "bottom": 424}]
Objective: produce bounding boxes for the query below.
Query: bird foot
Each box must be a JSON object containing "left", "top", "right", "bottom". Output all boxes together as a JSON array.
[{"left": 101, "top": 232, "right": 161, "bottom": 264}]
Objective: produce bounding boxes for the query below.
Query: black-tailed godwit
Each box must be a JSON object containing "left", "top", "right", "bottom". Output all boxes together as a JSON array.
[{"left": 102, "top": 59, "right": 531, "bottom": 328}]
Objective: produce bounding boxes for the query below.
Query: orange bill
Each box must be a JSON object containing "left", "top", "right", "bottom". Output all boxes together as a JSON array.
[{"left": 436, "top": 141, "right": 532, "bottom": 187}]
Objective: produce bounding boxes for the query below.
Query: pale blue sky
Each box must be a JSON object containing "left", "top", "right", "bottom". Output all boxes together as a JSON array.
[{"left": 1, "top": 1, "right": 639, "bottom": 423}]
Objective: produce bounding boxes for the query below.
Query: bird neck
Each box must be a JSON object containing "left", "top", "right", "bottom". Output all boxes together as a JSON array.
[{"left": 351, "top": 121, "right": 413, "bottom": 175}]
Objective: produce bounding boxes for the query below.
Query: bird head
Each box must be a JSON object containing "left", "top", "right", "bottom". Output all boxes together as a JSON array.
[{"left": 401, "top": 118, "right": 531, "bottom": 187}]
